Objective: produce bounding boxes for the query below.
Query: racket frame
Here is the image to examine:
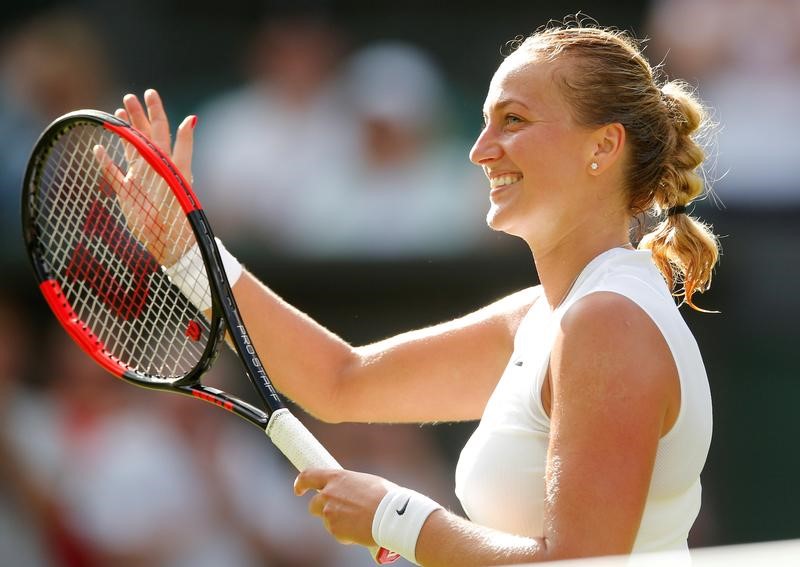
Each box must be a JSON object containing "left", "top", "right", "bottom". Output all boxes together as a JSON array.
[{"left": 21, "top": 110, "right": 280, "bottom": 427}]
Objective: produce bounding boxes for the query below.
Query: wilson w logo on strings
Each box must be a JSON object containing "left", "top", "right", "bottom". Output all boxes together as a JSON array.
[{"left": 65, "top": 197, "right": 158, "bottom": 320}]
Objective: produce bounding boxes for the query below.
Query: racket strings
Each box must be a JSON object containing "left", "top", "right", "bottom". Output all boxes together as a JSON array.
[
  {"left": 32, "top": 122, "right": 212, "bottom": 381},
  {"left": 111, "top": 137, "right": 212, "bottom": 317},
  {"left": 117, "top": 146, "right": 214, "bottom": 376}
]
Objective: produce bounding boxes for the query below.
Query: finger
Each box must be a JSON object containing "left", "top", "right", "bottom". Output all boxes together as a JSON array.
[
  {"left": 123, "top": 93, "right": 151, "bottom": 139},
  {"left": 172, "top": 115, "right": 196, "bottom": 184},
  {"left": 114, "top": 107, "right": 129, "bottom": 123},
  {"left": 294, "top": 468, "right": 332, "bottom": 496},
  {"left": 308, "top": 492, "right": 325, "bottom": 518},
  {"left": 144, "top": 88, "right": 172, "bottom": 153},
  {"left": 92, "top": 144, "right": 126, "bottom": 191},
  {"left": 114, "top": 108, "right": 137, "bottom": 166}
]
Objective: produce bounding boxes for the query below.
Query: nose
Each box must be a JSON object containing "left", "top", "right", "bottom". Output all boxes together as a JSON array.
[{"left": 469, "top": 125, "right": 502, "bottom": 166}]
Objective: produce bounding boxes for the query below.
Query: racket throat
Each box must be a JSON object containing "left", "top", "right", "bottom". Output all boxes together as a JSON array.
[{"left": 225, "top": 320, "right": 284, "bottom": 413}]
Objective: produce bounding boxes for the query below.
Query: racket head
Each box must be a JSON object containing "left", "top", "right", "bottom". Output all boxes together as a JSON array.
[{"left": 22, "top": 109, "right": 224, "bottom": 387}]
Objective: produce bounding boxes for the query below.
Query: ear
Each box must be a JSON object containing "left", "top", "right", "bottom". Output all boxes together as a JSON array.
[{"left": 587, "top": 122, "right": 626, "bottom": 175}]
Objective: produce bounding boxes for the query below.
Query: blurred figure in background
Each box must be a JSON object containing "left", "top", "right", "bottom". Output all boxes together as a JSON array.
[
  {"left": 3, "top": 324, "right": 241, "bottom": 567},
  {"left": 0, "top": 8, "right": 118, "bottom": 269},
  {"left": 647, "top": 0, "right": 800, "bottom": 209},
  {"left": 195, "top": 12, "right": 492, "bottom": 259},
  {"left": 296, "top": 41, "right": 491, "bottom": 258},
  {"left": 646, "top": 0, "right": 800, "bottom": 324},
  {"left": 0, "top": 294, "right": 57, "bottom": 567},
  {"left": 193, "top": 8, "right": 359, "bottom": 253}
]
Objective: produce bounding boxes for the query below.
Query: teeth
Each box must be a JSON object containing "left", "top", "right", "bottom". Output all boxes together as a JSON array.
[{"left": 490, "top": 174, "right": 522, "bottom": 189}]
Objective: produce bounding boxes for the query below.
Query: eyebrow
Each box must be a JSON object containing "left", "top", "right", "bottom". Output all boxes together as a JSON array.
[{"left": 483, "top": 98, "right": 531, "bottom": 116}]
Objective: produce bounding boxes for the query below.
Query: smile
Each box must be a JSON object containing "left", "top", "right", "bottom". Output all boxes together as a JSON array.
[{"left": 489, "top": 174, "right": 522, "bottom": 189}]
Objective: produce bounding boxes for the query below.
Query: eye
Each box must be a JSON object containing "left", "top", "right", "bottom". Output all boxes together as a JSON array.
[{"left": 504, "top": 114, "right": 524, "bottom": 126}]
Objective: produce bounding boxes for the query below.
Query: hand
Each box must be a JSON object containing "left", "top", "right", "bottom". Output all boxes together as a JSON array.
[
  {"left": 294, "top": 468, "right": 396, "bottom": 547},
  {"left": 93, "top": 88, "right": 197, "bottom": 266},
  {"left": 119, "top": 88, "right": 195, "bottom": 178}
]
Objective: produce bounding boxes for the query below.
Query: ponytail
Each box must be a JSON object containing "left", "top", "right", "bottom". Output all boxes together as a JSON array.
[{"left": 638, "top": 81, "right": 720, "bottom": 311}]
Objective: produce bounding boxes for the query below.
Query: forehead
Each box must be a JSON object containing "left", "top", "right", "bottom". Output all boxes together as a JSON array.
[{"left": 483, "top": 50, "right": 565, "bottom": 113}]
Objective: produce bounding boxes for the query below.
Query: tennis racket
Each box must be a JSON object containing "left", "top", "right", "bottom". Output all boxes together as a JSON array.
[{"left": 21, "top": 109, "right": 399, "bottom": 564}]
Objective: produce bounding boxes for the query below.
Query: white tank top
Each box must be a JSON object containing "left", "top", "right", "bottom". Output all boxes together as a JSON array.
[{"left": 454, "top": 248, "right": 712, "bottom": 553}]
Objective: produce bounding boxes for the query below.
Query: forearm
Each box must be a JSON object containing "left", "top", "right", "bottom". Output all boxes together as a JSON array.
[
  {"left": 232, "top": 271, "right": 492, "bottom": 423},
  {"left": 230, "top": 269, "right": 537, "bottom": 424},
  {"left": 233, "top": 270, "right": 357, "bottom": 422},
  {"left": 415, "top": 510, "right": 546, "bottom": 566}
]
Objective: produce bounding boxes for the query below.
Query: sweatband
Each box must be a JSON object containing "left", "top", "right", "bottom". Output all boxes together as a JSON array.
[
  {"left": 372, "top": 486, "right": 443, "bottom": 565},
  {"left": 164, "top": 237, "right": 242, "bottom": 311}
]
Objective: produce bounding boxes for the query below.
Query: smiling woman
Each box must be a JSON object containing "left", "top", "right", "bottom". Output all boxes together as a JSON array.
[
  {"left": 106, "top": 15, "right": 720, "bottom": 567},
  {"left": 471, "top": 26, "right": 718, "bottom": 311}
]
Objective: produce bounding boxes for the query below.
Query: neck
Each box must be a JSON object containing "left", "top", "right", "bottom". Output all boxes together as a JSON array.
[{"left": 529, "top": 231, "right": 633, "bottom": 310}]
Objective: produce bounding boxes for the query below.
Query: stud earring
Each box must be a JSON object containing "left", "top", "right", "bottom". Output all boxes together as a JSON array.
[{"left": 590, "top": 162, "right": 599, "bottom": 171}]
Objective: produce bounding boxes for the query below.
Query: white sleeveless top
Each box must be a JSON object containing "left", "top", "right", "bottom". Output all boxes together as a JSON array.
[{"left": 454, "top": 248, "right": 712, "bottom": 553}]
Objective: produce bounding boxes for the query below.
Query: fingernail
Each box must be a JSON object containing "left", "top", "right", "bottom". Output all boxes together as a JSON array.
[{"left": 190, "top": 115, "right": 198, "bottom": 129}]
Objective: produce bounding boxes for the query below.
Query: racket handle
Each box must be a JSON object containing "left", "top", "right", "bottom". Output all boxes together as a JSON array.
[
  {"left": 265, "top": 409, "right": 399, "bottom": 564},
  {"left": 266, "top": 408, "right": 339, "bottom": 470}
]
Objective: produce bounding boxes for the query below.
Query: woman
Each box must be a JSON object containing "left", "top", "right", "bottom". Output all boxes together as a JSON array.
[{"left": 120, "top": 20, "right": 718, "bottom": 566}]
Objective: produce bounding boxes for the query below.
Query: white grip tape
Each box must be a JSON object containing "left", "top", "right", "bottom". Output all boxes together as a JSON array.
[
  {"left": 266, "top": 408, "right": 340, "bottom": 471},
  {"left": 265, "top": 409, "right": 396, "bottom": 564},
  {"left": 164, "top": 237, "right": 242, "bottom": 312}
]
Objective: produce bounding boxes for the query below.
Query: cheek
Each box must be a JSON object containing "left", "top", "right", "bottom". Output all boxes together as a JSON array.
[
  {"left": 519, "top": 151, "right": 567, "bottom": 196},
  {"left": 529, "top": 140, "right": 585, "bottom": 190},
  {"left": 514, "top": 129, "right": 568, "bottom": 174}
]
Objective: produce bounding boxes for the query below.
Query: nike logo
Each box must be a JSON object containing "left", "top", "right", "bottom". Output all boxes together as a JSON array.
[{"left": 396, "top": 497, "right": 410, "bottom": 515}]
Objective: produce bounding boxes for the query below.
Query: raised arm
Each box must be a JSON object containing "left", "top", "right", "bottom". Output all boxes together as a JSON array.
[
  {"left": 234, "top": 271, "right": 538, "bottom": 423},
  {"left": 115, "top": 89, "right": 539, "bottom": 425}
]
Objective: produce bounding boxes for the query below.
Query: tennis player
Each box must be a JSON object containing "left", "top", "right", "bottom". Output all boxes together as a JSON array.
[{"left": 122, "top": 19, "right": 719, "bottom": 566}]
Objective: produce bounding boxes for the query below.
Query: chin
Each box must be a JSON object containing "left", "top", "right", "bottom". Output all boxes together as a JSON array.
[{"left": 486, "top": 206, "right": 514, "bottom": 234}]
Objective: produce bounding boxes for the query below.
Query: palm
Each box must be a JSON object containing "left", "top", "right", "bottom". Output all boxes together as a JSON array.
[{"left": 94, "top": 89, "right": 196, "bottom": 266}]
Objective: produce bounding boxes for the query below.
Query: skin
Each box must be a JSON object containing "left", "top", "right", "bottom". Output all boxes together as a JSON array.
[
  {"left": 124, "top": 46, "right": 681, "bottom": 562},
  {"left": 97, "top": 91, "right": 196, "bottom": 266}
]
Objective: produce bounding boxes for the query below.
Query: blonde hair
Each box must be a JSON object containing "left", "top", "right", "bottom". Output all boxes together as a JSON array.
[{"left": 515, "top": 20, "right": 719, "bottom": 310}]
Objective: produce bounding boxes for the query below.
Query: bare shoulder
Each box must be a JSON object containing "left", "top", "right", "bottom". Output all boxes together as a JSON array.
[
  {"left": 560, "top": 291, "right": 663, "bottom": 349},
  {"left": 552, "top": 291, "right": 677, "bottom": 417}
]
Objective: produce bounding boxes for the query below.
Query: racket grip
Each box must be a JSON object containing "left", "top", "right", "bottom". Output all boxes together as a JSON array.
[
  {"left": 265, "top": 409, "right": 399, "bottom": 564},
  {"left": 265, "top": 408, "right": 340, "bottom": 470}
]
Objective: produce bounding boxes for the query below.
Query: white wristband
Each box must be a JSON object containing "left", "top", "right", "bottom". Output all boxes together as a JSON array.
[
  {"left": 372, "top": 486, "right": 442, "bottom": 565},
  {"left": 164, "top": 237, "right": 242, "bottom": 311}
]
